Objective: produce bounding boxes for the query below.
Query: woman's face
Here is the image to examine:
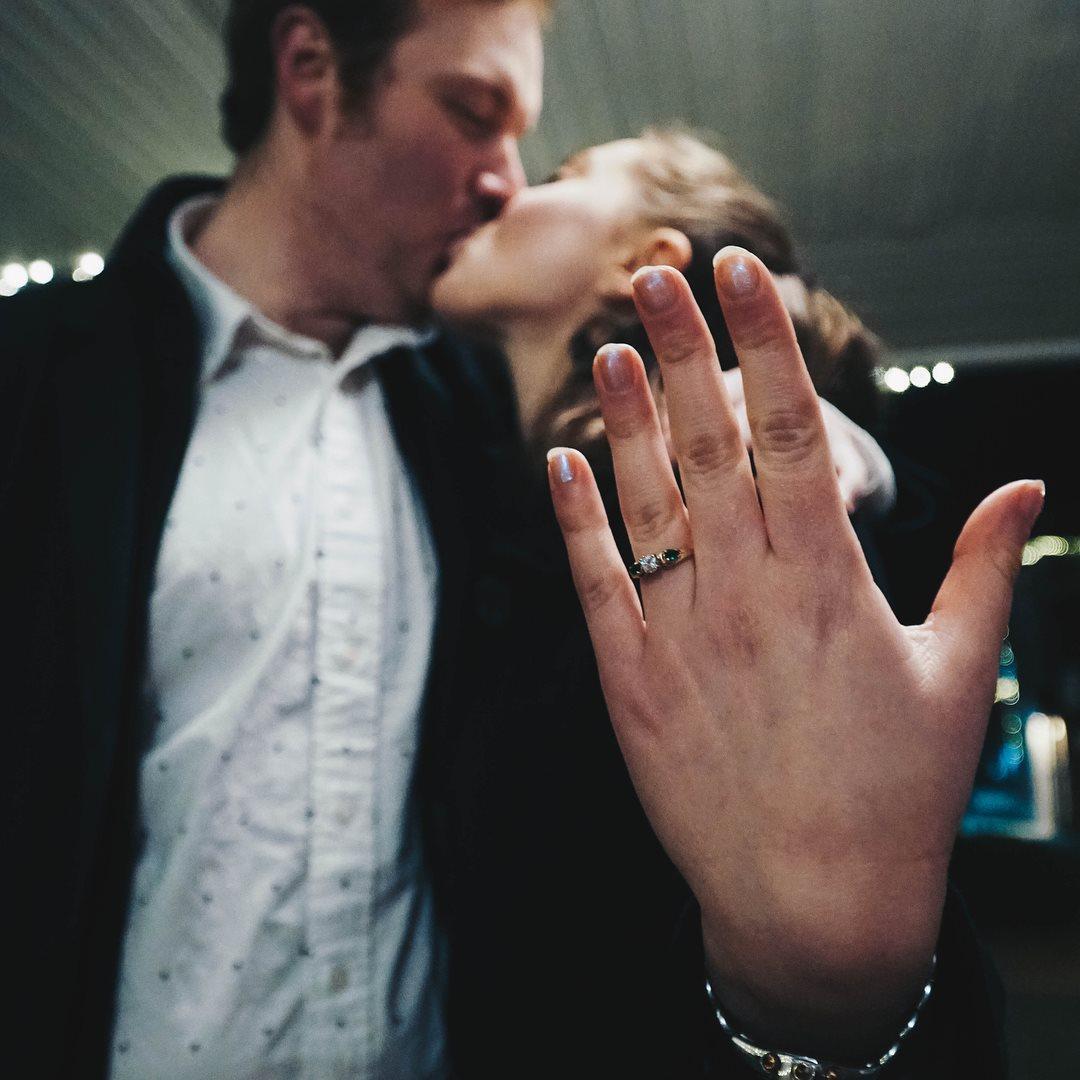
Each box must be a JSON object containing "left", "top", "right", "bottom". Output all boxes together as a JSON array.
[{"left": 430, "top": 139, "right": 647, "bottom": 333}]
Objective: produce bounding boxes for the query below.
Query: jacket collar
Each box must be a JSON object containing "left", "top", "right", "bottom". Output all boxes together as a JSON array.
[{"left": 110, "top": 175, "right": 227, "bottom": 267}]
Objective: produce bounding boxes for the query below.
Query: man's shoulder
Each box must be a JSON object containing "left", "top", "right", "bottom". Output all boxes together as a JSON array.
[
  {"left": 426, "top": 330, "right": 520, "bottom": 436},
  {"left": 0, "top": 173, "right": 221, "bottom": 376},
  {"left": 0, "top": 272, "right": 144, "bottom": 378},
  {"left": 0, "top": 258, "right": 195, "bottom": 473}
]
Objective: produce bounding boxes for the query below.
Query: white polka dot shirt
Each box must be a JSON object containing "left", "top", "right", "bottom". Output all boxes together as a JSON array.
[{"left": 110, "top": 197, "right": 446, "bottom": 1080}]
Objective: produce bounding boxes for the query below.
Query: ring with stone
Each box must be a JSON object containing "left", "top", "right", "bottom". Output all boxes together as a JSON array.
[{"left": 627, "top": 547, "right": 693, "bottom": 580}]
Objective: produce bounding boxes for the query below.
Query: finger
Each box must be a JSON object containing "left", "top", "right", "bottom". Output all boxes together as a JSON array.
[
  {"left": 929, "top": 479, "right": 1044, "bottom": 684},
  {"left": 592, "top": 344, "right": 694, "bottom": 620},
  {"left": 712, "top": 248, "right": 855, "bottom": 562},
  {"left": 630, "top": 266, "right": 766, "bottom": 568},
  {"left": 546, "top": 446, "right": 646, "bottom": 669}
]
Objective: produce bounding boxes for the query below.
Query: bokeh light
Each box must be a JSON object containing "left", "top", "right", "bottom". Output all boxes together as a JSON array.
[
  {"left": 883, "top": 367, "right": 910, "bottom": 393},
  {"left": 28, "top": 259, "right": 54, "bottom": 284},
  {"left": 2, "top": 262, "right": 29, "bottom": 290}
]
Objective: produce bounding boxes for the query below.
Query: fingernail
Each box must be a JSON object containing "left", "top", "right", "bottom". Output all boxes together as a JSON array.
[
  {"left": 547, "top": 447, "right": 575, "bottom": 484},
  {"left": 633, "top": 266, "right": 678, "bottom": 312},
  {"left": 714, "top": 248, "right": 759, "bottom": 299},
  {"left": 596, "top": 345, "right": 635, "bottom": 394},
  {"left": 1025, "top": 479, "right": 1046, "bottom": 517}
]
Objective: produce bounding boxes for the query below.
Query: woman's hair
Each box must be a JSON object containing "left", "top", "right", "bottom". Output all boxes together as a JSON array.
[{"left": 531, "top": 127, "right": 882, "bottom": 465}]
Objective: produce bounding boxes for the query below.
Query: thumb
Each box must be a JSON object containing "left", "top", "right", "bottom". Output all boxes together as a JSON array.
[{"left": 929, "top": 479, "right": 1045, "bottom": 670}]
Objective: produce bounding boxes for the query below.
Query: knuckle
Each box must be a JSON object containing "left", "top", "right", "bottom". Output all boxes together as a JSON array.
[
  {"left": 679, "top": 427, "right": 744, "bottom": 481},
  {"left": 603, "top": 398, "right": 652, "bottom": 442},
  {"left": 656, "top": 327, "right": 704, "bottom": 369},
  {"left": 623, "top": 494, "right": 683, "bottom": 539},
  {"left": 735, "top": 307, "right": 786, "bottom": 355},
  {"left": 755, "top": 407, "right": 820, "bottom": 465},
  {"left": 579, "top": 567, "right": 627, "bottom": 615},
  {"left": 985, "top": 546, "right": 1022, "bottom": 592},
  {"left": 734, "top": 308, "right": 777, "bottom": 354}
]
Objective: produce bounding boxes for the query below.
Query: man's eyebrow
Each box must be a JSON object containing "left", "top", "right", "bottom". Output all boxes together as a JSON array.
[{"left": 431, "top": 72, "right": 532, "bottom": 133}]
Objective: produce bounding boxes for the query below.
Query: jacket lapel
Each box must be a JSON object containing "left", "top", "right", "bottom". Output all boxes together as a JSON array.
[{"left": 376, "top": 346, "right": 468, "bottom": 731}]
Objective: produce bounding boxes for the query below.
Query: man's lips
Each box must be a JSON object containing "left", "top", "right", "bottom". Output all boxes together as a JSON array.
[
  {"left": 436, "top": 224, "right": 483, "bottom": 275},
  {"left": 445, "top": 232, "right": 471, "bottom": 256}
]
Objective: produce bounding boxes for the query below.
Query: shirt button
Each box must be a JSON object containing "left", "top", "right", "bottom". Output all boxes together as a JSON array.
[{"left": 329, "top": 965, "right": 348, "bottom": 993}]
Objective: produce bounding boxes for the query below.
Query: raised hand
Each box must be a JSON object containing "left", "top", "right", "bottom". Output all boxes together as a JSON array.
[{"left": 546, "top": 248, "right": 1043, "bottom": 1060}]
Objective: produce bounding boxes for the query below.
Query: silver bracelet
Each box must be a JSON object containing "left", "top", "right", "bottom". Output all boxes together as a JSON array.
[{"left": 704, "top": 954, "right": 936, "bottom": 1079}]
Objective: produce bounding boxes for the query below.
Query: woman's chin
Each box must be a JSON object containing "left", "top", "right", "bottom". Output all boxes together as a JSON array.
[
  {"left": 429, "top": 270, "right": 469, "bottom": 322},
  {"left": 430, "top": 280, "right": 500, "bottom": 340}
]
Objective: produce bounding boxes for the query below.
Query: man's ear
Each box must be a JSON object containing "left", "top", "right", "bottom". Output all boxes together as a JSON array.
[
  {"left": 272, "top": 6, "right": 337, "bottom": 137},
  {"left": 626, "top": 227, "right": 693, "bottom": 274}
]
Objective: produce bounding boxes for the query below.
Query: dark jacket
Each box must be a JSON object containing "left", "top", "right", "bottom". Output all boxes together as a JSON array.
[{"left": 2, "top": 179, "right": 1007, "bottom": 1078}]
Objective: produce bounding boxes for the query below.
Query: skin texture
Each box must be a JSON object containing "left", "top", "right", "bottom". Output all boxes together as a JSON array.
[
  {"left": 546, "top": 249, "right": 1044, "bottom": 1060},
  {"left": 190, "top": 0, "right": 545, "bottom": 349}
]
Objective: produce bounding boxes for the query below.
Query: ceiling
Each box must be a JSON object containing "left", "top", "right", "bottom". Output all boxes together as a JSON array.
[{"left": 2, "top": 0, "right": 1078, "bottom": 356}]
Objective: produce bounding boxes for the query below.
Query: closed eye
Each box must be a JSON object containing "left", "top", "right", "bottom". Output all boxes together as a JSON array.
[{"left": 444, "top": 97, "right": 499, "bottom": 140}]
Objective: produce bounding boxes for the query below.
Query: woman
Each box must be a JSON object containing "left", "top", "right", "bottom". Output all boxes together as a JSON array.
[
  {"left": 424, "top": 128, "right": 983, "bottom": 1076},
  {"left": 432, "top": 127, "right": 894, "bottom": 524}
]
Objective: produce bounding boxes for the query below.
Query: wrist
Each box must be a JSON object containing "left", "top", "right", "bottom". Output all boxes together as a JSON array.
[
  {"left": 700, "top": 909, "right": 940, "bottom": 1062},
  {"left": 705, "top": 956, "right": 936, "bottom": 1080}
]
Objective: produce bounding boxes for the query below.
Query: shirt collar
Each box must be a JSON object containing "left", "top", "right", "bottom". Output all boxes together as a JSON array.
[
  {"left": 166, "top": 194, "right": 435, "bottom": 385},
  {"left": 166, "top": 195, "right": 251, "bottom": 384}
]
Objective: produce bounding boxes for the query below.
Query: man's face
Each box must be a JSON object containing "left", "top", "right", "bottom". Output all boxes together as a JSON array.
[{"left": 306, "top": 1, "right": 544, "bottom": 324}]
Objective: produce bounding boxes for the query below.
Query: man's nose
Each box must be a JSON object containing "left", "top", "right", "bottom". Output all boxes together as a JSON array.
[{"left": 476, "top": 138, "right": 527, "bottom": 218}]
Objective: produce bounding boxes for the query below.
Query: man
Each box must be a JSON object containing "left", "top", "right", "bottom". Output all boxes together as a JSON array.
[{"left": 2, "top": 1, "right": 1032, "bottom": 1076}]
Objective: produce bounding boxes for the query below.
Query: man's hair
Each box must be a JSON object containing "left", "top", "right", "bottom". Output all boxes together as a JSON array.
[
  {"left": 221, "top": 1, "right": 417, "bottom": 155},
  {"left": 221, "top": 0, "right": 553, "bottom": 157}
]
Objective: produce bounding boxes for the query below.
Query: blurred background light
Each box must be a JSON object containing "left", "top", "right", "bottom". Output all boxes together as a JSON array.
[
  {"left": 931, "top": 361, "right": 955, "bottom": 384},
  {"left": 883, "top": 367, "right": 911, "bottom": 393},
  {"left": 28, "top": 259, "right": 54, "bottom": 284},
  {"left": 996, "top": 676, "right": 1021, "bottom": 705},
  {"left": 1022, "top": 534, "right": 1076, "bottom": 566},
  {"left": 2, "top": 262, "right": 29, "bottom": 290},
  {"left": 76, "top": 252, "right": 105, "bottom": 278}
]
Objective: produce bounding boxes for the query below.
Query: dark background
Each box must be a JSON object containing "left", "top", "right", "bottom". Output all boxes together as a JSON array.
[{"left": 875, "top": 357, "right": 1080, "bottom": 1079}]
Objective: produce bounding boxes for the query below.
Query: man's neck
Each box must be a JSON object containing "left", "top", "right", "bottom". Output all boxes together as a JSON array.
[{"left": 189, "top": 164, "right": 381, "bottom": 357}]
